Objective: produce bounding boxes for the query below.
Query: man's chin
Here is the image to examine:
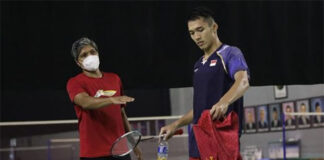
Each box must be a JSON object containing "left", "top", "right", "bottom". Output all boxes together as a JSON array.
[{"left": 199, "top": 46, "right": 206, "bottom": 50}]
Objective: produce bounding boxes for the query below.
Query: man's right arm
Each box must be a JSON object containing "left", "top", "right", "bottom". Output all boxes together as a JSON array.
[
  {"left": 74, "top": 92, "right": 134, "bottom": 110},
  {"left": 159, "top": 109, "right": 193, "bottom": 140}
]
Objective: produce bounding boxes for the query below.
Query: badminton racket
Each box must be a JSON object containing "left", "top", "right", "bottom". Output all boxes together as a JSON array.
[{"left": 111, "top": 129, "right": 183, "bottom": 157}]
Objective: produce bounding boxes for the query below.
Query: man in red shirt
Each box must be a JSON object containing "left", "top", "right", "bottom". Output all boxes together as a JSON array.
[{"left": 66, "top": 37, "right": 142, "bottom": 160}]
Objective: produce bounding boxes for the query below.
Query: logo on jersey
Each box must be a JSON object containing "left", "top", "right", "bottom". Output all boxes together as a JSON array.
[
  {"left": 210, "top": 59, "right": 217, "bottom": 67},
  {"left": 94, "top": 90, "right": 116, "bottom": 97},
  {"left": 206, "top": 156, "right": 215, "bottom": 160}
]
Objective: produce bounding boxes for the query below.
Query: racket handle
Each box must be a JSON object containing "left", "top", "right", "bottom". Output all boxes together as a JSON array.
[{"left": 174, "top": 129, "right": 183, "bottom": 135}]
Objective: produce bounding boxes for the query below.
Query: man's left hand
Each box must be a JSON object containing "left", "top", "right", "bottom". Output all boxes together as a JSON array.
[{"left": 210, "top": 101, "right": 229, "bottom": 120}]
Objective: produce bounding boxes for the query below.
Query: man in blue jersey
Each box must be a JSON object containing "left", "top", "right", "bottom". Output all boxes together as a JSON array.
[{"left": 159, "top": 7, "right": 250, "bottom": 160}]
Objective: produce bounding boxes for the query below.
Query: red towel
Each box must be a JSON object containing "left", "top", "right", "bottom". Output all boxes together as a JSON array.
[{"left": 193, "top": 110, "right": 242, "bottom": 160}]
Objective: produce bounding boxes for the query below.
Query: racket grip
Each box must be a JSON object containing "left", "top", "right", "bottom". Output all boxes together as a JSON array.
[{"left": 174, "top": 129, "right": 183, "bottom": 135}]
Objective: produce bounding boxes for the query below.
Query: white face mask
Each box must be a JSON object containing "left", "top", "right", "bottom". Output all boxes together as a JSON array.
[{"left": 82, "top": 55, "right": 100, "bottom": 71}]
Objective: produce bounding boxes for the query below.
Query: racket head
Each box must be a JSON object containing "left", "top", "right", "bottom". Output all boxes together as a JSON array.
[{"left": 111, "top": 130, "right": 142, "bottom": 157}]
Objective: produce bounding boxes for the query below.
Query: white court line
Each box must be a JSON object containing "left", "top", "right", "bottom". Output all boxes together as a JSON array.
[
  {"left": 0, "top": 120, "right": 78, "bottom": 126},
  {"left": 129, "top": 115, "right": 182, "bottom": 121},
  {"left": 1, "top": 113, "right": 322, "bottom": 126},
  {"left": 50, "top": 138, "right": 79, "bottom": 143},
  {"left": 0, "top": 115, "right": 183, "bottom": 126},
  {"left": 0, "top": 144, "right": 72, "bottom": 152},
  {"left": 49, "top": 134, "right": 188, "bottom": 143},
  {"left": 284, "top": 112, "right": 324, "bottom": 116}
]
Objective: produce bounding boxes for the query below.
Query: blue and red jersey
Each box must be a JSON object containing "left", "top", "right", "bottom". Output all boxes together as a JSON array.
[{"left": 189, "top": 44, "right": 249, "bottom": 158}]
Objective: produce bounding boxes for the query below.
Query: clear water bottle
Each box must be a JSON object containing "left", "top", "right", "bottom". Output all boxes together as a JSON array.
[{"left": 157, "top": 139, "right": 168, "bottom": 160}]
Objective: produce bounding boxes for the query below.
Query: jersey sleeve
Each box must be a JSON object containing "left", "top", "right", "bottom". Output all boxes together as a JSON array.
[
  {"left": 66, "top": 78, "right": 86, "bottom": 103},
  {"left": 227, "top": 47, "right": 250, "bottom": 80}
]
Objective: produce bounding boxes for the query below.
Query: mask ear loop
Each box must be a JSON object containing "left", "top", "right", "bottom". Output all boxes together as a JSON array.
[{"left": 75, "top": 59, "right": 84, "bottom": 70}]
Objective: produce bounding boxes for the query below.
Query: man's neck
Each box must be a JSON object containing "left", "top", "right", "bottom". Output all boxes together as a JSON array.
[
  {"left": 83, "top": 70, "right": 102, "bottom": 78},
  {"left": 204, "top": 39, "right": 222, "bottom": 58}
]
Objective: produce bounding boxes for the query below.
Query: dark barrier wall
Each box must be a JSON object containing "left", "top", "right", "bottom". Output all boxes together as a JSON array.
[{"left": 0, "top": 1, "right": 323, "bottom": 121}]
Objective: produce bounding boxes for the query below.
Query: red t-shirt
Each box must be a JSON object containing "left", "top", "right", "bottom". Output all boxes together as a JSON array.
[{"left": 66, "top": 72, "right": 125, "bottom": 158}]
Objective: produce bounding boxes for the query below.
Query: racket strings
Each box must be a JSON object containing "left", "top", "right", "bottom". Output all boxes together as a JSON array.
[{"left": 111, "top": 131, "right": 141, "bottom": 156}]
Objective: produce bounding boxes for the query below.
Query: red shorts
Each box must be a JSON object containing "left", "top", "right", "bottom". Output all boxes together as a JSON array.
[{"left": 189, "top": 157, "right": 201, "bottom": 160}]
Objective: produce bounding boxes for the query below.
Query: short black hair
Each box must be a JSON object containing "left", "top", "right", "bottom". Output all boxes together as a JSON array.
[
  {"left": 286, "top": 105, "right": 291, "bottom": 109},
  {"left": 273, "top": 107, "right": 278, "bottom": 112},
  {"left": 315, "top": 102, "right": 320, "bottom": 107},
  {"left": 188, "top": 6, "right": 215, "bottom": 25}
]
